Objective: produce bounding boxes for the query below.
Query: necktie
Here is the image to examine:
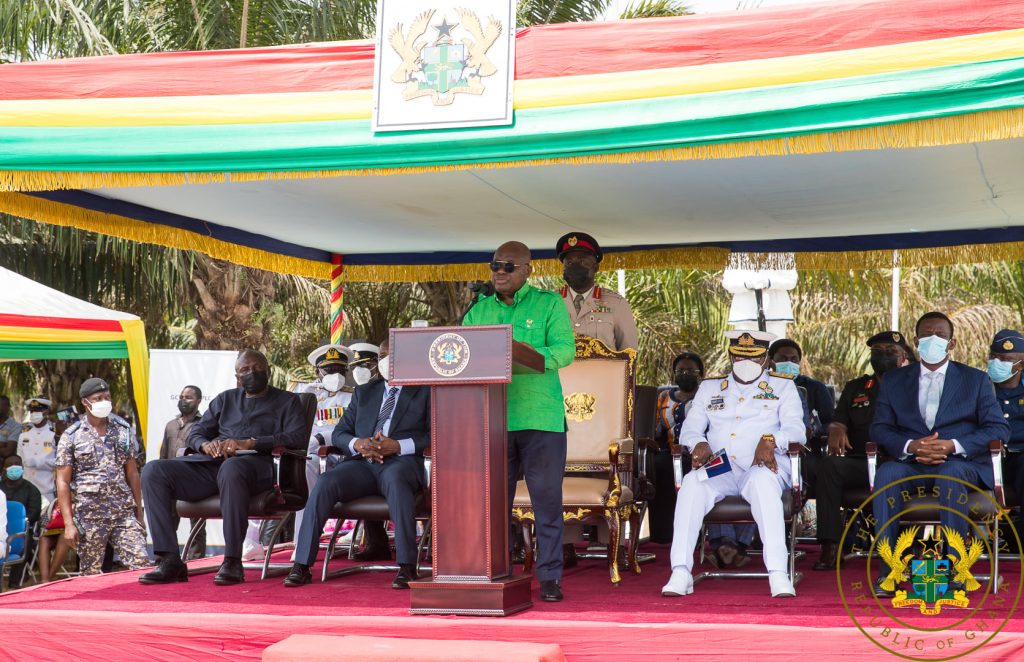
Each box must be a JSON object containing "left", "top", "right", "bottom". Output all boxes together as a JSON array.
[
  {"left": 923, "top": 373, "right": 943, "bottom": 429},
  {"left": 375, "top": 387, "right": 399, "bottom": 435},
  {"left": 573, "top": 293, "right": 584, "bottom": 315}
]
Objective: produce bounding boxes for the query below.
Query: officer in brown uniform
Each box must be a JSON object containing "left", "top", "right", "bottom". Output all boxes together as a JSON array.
[{"left": 555, "top": 232, "right": 638, "bottom": 352}]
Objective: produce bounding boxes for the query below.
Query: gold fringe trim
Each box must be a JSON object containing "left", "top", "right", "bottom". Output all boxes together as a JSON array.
[
  {"left": 794, "top": 242, "right": 1024, "bottom": 271},
  {"left": 344, "top": 249, "right": 730, "bottom": 283},
  {"left": 2, "top": 108, "right": 1023, "bottom": 193},
  {"left": 0, "top": 192, "right": 331, "bottom": 280}
]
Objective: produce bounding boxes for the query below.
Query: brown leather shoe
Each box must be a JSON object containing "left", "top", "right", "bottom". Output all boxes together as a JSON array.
[{"left": 813, "top": 542, "right": 841, "bottom": 571}]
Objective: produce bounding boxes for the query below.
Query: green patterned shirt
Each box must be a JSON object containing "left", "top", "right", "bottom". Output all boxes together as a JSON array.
[{"left": 463, "top": 283, "right": 575, "bottom": 432}]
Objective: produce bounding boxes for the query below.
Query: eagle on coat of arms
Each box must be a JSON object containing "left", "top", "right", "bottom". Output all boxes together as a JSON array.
[{"left": 388, "top": 7, "right": 503, "bottom": 106}]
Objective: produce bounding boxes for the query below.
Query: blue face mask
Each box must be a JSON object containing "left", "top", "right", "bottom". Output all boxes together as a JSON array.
[
  {"left": 774, "top": 361, "right": 800, "bottom": 377},
  {"left": 5, "top": 466, "right": 23, "bottom": 481},
  {"left": 988, "top": 358, "right": 1019, "bottom": 384},
  {"left": 917, "top": 335, "right": 950, "bottom": 364}
]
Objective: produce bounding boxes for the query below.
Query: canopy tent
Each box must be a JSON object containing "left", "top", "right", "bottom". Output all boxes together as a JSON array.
[
  {"left": 0, "top": 267, "right": 150, "bottom": 435},
  {"left": 0, "top": 0, "right": 1023, "bottom": 282}
]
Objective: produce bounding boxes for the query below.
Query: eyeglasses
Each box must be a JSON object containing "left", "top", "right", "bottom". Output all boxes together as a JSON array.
[{"left": 489, "top": 261, "right": 528, "bottom": 273}]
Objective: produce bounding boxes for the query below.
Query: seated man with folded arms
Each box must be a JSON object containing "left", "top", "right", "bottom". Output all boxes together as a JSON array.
[
  {"left": 662, "top": 330, "right": 806, "bottom": 599},
  {"left": 140, "top": 349, "right": 308, "bottom": 586},
  {"left": 869, "top": 312, "right": 1009, "bottom": 597},
  {"left": 284, "top": 340, "right": 431, "bottom": 589},
  {"left": 813, "top": 330, "right": 913, "bottom": 570}
]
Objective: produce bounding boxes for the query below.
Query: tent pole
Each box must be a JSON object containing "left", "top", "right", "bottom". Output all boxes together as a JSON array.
[
  {"left": 891, "top": 251, "right": 901, "bottom": 331},
  {"left": 330, "top": 254, "right": 345, "bottom": 344}
]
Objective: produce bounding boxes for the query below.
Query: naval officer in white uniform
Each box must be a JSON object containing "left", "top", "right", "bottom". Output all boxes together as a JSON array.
[{"left": 662, "top": 330, "right": 805, "bottom": 598}]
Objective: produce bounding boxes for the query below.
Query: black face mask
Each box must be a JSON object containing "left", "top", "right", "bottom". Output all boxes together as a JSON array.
[
  {"left": 240, "top": 369, "right": 270, "bottom": 395},
  {"left": 870, "top": 354, "right": 901, "bottom": 376},
  {"left": 177, "top": 399, "right": 197, "bottom": 415},
  {"left": 563, "top": 265, "right": 592, "bottom": 291},
  {"left": 675, "top": 372, "right": 700, "bottom": 392}
]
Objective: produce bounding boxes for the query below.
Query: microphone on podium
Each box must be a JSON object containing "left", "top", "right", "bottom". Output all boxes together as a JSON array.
[{"left": 461, "top": 281, "right": 495, "bottom": 322}]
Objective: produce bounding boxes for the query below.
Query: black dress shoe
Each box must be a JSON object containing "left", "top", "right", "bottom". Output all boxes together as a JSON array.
[
  {"left": 813, "top": 542, "right": 842, "bottom": 571},
  {"left": 540, "top": 579, "right": 563, "bottom": 602},
  {"left": 872, "top": 577, "right": 896, "bottom": 599},
  {"left": 283, "top": 564, "right": 312, "bottom": 588},
  {"left": 138, "top": 555, "right": 188, "bottom": 585},
  {"left": 354, "top": 544, "right": 392, "bottom": 562},
  {"left": 213, "top": 558, "right": 245, "bottom": 585},
  {"left": 392, "top": 564, "right": 417, "bottom": 589}
]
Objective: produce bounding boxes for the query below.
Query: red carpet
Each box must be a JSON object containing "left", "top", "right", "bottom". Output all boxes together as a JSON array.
[{"left": 2, "top": 544, "right": 1022, "bottom": 660}]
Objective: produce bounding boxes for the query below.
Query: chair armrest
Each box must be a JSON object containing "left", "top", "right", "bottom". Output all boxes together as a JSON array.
[
  {"left": 990, "top": 440, "right": 1006, "bottom": 507},
  {"left": 317, "top": 445, "right": 344, "bottom": 474},
  {"left": 670, "top": 443, "right": 685, "bottom": 490},
  {"left": 611, "top": 437, "right": 635, "bottom": 489},
  {"left": 423, "top": 447, "right": 431, "bottom": 489},
  {"left": 176, "top": 447, "right": 192, "bottom": 458},
  {"left": 271, "top": 446, "right": 308, "bottom": 505},
  {"left": 635, "top": 437, "right": 658, "bottom": 486},
  {"left": 866, "top": 442, "right": 878, "bottom": 491},
  {"left": 787, "top": 442, "right": 803, "bottom": 510}
]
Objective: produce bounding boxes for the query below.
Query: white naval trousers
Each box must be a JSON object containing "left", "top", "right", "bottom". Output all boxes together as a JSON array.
[{"left": 670, "top": 465, "right": 790, "bottom": 573}]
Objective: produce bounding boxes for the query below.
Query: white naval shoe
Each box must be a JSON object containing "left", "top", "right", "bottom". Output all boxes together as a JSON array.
[
  {"left": 241, "top": 540, "right": 266, "bottom": 562},
  {"left": 661, "top": 569, "right": 694, "bottom": 597},
  {"left": 769, "top": 571, "right": 796, "bottom": 598}
]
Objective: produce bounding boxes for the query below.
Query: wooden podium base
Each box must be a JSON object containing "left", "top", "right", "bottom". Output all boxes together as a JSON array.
[{"left": 408, "top": 576, "right": 533, "bottom": 617}]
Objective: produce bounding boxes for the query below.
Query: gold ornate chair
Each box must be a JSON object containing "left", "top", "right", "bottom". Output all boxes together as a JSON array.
[{"left": 512, "top": 336, "right": 643, "bottom": 584}]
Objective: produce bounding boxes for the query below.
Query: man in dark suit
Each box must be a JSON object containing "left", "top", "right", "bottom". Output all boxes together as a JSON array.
[
  {"left": 869, "top": 312, "right": 1009, "bottom": 597},
  {"left": 284, "top": 340, "right": 430, "bottom": 589},
  {"left": 140, "top": 349, "right": 308, "bottom": 586}
]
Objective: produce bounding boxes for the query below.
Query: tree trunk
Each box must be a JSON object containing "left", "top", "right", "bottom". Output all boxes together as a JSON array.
[
  {"left": 418, "top": 281, "right": 473, "bottom": 326},
  {"left": 189, "top": 256, "right": 276, "bottom": 351}
]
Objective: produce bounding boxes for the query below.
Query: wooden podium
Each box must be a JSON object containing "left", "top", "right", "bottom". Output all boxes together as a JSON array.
[{"left": 388, "top": 325, "right": 543, "bottom": 616}]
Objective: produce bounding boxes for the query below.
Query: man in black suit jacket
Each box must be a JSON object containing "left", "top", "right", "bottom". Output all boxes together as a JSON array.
[
  {"left": 285, "top": 340, "right": 430, "bottom": 589},
  {"left": 869, "top": 312, "right": 1009, "bottom": 597},
  {"left": 140, "top": 349, "right": 308, "bottom": 586}
]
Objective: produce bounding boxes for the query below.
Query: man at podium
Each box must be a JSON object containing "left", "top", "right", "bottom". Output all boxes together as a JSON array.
[{"left": 463, "top": 241, "right": 576, "bottom": 602}]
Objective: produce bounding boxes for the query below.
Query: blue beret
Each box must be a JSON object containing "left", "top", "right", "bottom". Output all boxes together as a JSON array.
[{"left": 991, "top": 329, "right": 1024, "bottom": 354}]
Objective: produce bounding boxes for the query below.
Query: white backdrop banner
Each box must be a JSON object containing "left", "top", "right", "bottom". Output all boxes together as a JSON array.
[
  {"left": 372, "top": 0, "right": 516, "bottom": 132},
  {"left": 145, "top": 349, "right": 239, "bottom": 548}
]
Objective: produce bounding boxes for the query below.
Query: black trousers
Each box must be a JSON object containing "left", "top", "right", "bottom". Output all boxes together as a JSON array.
[
  {"left": 648, "top": 447, "right": 679, "bottom": 544},
  {"left": 294, "top": 455, "right": 424, "bottom": 567},
  {"left": 1005, "top": 453, "right": 1024, "bottom": 547},
  {"left": 816, "top": 454, "right": 870, "bottom": 543},
  {"left": 509, "top": 430, "right": 567, "bottom": 582},
  {"left": 142, "top": 456, "right": 273, "bottom": 558}
]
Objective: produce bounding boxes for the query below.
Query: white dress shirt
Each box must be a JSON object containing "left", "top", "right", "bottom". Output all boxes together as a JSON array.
[
  {"left": 903, "top": 361, "right": 965, "bottom": 456},
  {"left": 348, "top": 381, "right": 416, "bottom": 457}
]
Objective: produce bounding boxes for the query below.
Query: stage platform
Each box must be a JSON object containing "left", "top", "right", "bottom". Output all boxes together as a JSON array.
[{"left": 2, "top": 544, "right": 1022, "bottom": 661}]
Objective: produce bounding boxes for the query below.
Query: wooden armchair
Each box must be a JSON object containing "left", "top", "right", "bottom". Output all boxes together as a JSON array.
[{"left": 512, "top": 336, "right": 642, "bottom": 584}]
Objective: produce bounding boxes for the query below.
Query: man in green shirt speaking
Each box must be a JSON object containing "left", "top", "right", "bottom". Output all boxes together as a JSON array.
[{"left": 463, "top": 241, "right": 576, "bottom": 602}]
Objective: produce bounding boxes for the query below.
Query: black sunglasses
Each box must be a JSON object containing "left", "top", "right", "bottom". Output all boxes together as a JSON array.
[{"left": 489, "top": 261, "right": 528, "bottom": 273}]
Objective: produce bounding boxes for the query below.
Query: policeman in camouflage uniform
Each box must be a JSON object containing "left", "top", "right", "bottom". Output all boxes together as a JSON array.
[
  {"left": 54, "top": 378, "right": 148, "bottom": 575},
  {"left": 555, "top": 232, "right": 638, "bottom": 352}
]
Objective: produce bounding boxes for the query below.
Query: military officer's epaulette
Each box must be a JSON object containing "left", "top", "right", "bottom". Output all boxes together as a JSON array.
[
  {"left": 109, "top": 413, "right": 133, "bottom": 428},
  {"left": 20, "top": 423, "right": 31, "bottom": 432},
  {"left": 64, "top": 419, "right": 83, "bottom": 436},
  {"left": 342, "top": 385, "right": 355, "bottom": 393},
  {"left": 702, "top": 376, "right": 728, "bottom": 382},
  {"left": 767, "top": 371, "right": 796, "bottom": 380}
]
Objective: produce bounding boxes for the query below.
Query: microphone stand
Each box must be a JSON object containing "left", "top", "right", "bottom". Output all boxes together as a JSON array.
[{"left": 460, "top": 281, "right": 495, "bottom": 323}]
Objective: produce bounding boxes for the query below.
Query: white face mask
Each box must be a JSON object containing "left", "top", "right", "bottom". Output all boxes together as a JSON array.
[
  {"left": 29, "top": 412, "right": 45, "bottom": 425},
  {"left": 352, "top": 366, "right": 373, "bottom": 385},
  {"left": 377, "top": 356, "right": 391, "bottom": 381},
  {"left": 321, "top": 372, "right": 344, "bottom": 392},
  {"left": 87, "top": 400, "right": 113, "bottom": 419},
  {"left": 732, "top": 359, "right": 765, "bottom": 383}
]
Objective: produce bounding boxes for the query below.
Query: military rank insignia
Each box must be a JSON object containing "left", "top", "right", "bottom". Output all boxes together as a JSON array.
[
  {"left": 852, "top": 394, "right": 871, "bottom": 408},
  {"left": 753, "top": 381, "right": 778, "bottom": 400}
]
